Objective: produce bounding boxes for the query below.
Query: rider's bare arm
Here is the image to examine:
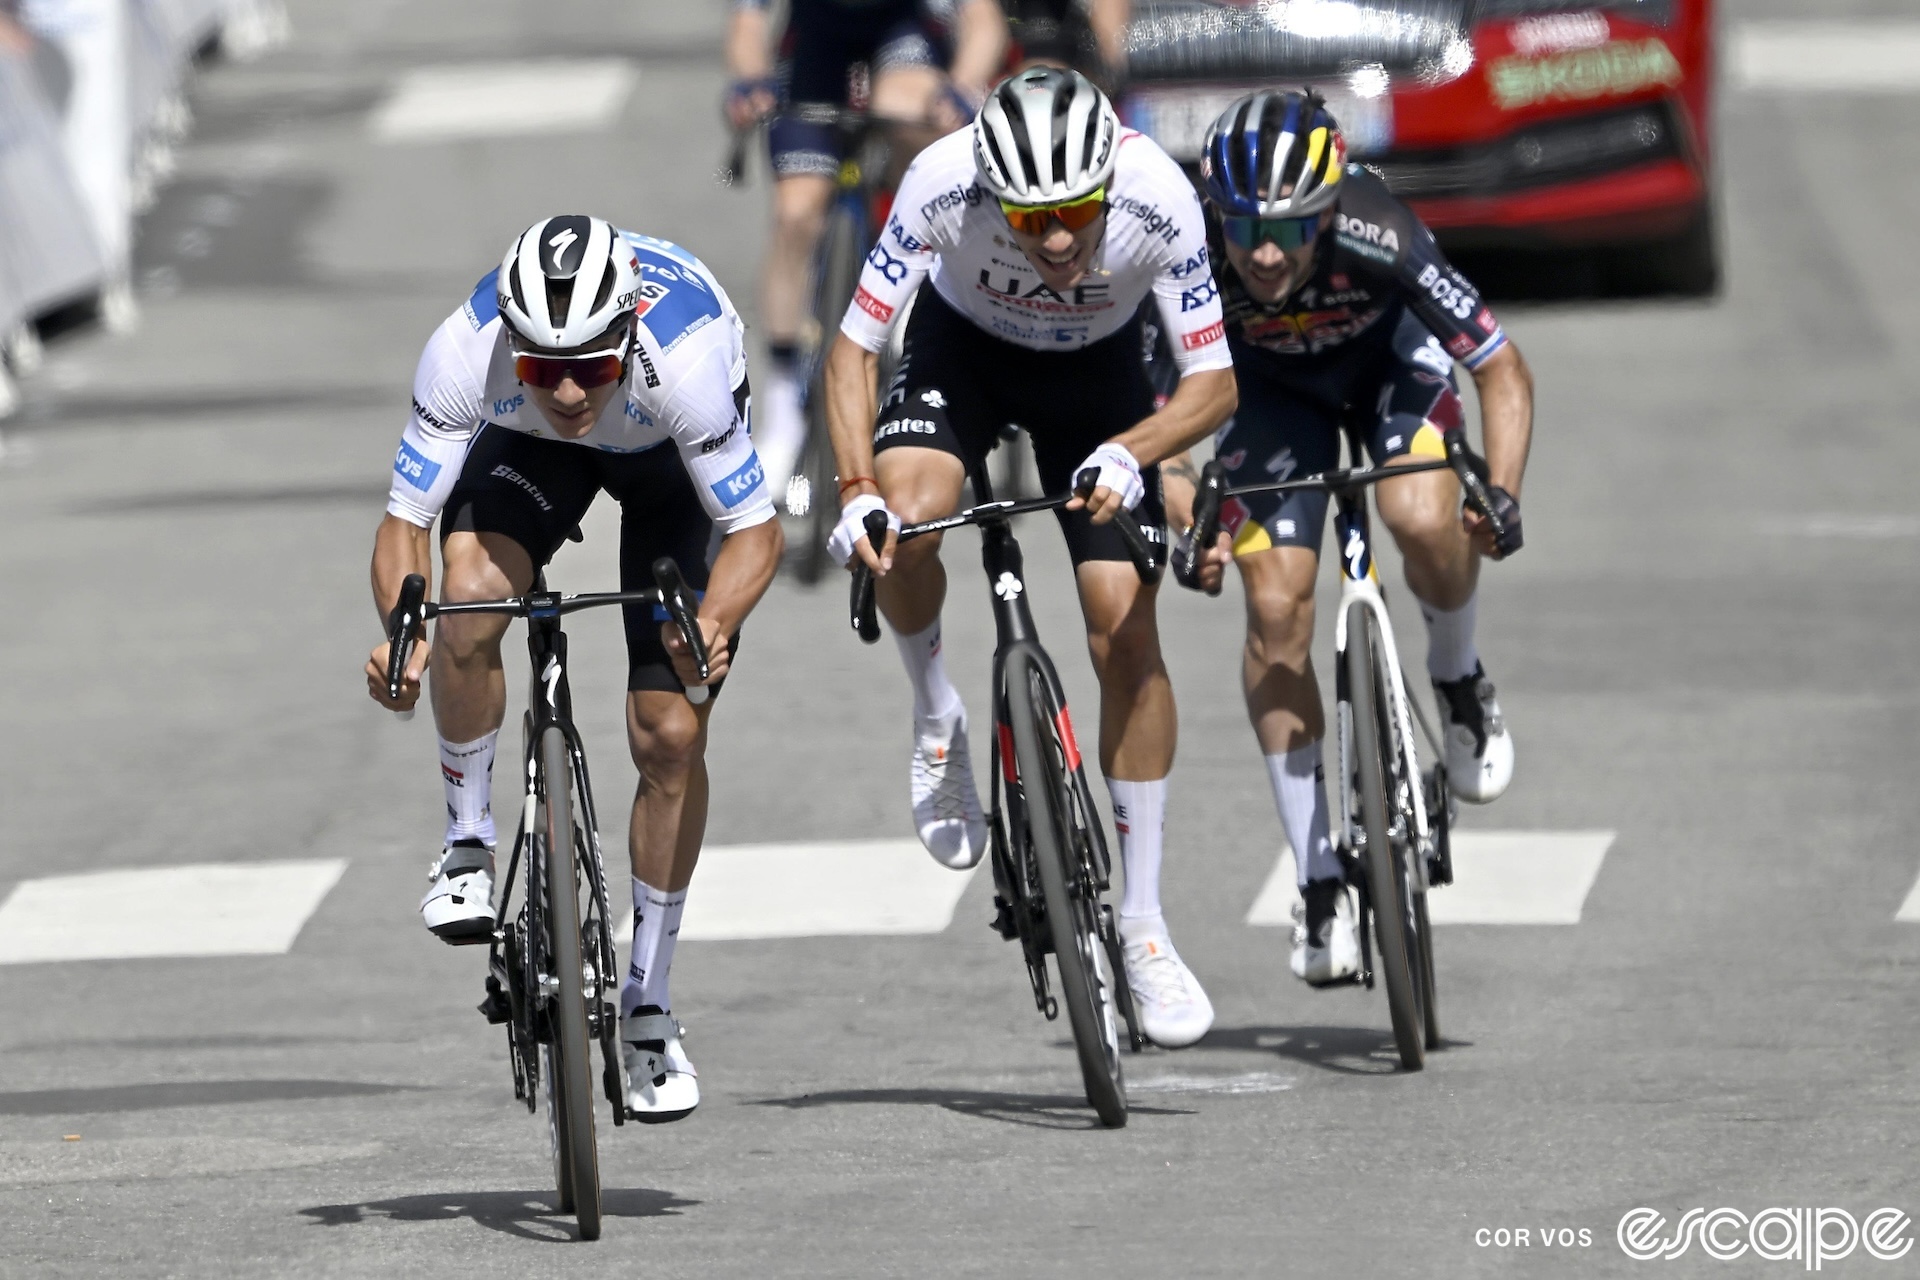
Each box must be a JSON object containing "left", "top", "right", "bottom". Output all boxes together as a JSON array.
[
  {"left": 949, "top": 0, "right": 1011, "bottom": 102},
  {"left": 724, "top": 0, "right": 772, "bottom": 82},
  {"left": 365, "top": 514, "right": 434, "bottom": 710},
  {"left": 1088, "top": 0, "right": 1131, "bottom": 76},
  {"left": 1110, "top": 368, "right": 1237, "bottom": 470},
  {"left": 1470, "top": 341, "right": 1532, "bottom": 499}
]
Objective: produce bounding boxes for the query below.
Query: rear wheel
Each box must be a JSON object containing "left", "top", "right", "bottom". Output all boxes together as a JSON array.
[
  {"left": 1346, "top": 607, "right": 1425, "bottom": 1071},
  {"left": 1006, "top": 651, "right": 1127, "bottom": 1128},
  {"left": 540, "top": 727, "right": 602, "bottom": 1240}
]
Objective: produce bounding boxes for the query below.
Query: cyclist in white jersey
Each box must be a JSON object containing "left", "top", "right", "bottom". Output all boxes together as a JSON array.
[
  {"left": 822, "top": 68, "right": 1239, "bottom": 1048},
  {"left": 363, "top": 217, "right": 782, "bottom": 1123}
]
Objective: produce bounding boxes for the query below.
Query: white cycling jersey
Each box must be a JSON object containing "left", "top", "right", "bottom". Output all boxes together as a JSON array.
[
  {"left": 838, "top": 127, "right": 1232, "bottom": 375},
  {"left": 385, "top": 233, "right": 774, "bottom": 535}
]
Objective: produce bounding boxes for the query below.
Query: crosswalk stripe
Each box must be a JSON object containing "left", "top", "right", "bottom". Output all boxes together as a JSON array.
[
  {"left": 0, "top": 860, "right": 348, "bottom": 964},
  {"left": 1732, "top": 23, "right": 1920, "bottom": 92},
  {"left": 610, "top": 840, "right": 979, "bottom": 942},
  {"left": 370, "top": 61, "right": 636, "bottom": 144},
  {"left": 1897, "top": 871, "right": 1920, "bottom": 923},
  {"left": 1246, "top": 831, "right": 1614, "bottom": 927}
]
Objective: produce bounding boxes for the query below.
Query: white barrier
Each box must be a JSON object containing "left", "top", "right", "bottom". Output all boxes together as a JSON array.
[{"left": 0, "top": 0, "right": 284, "bottom": 413}]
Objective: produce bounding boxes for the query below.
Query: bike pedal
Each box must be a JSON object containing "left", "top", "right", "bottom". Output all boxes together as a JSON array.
[{"left": 989, "top": 896, "right": 1020, "bottom": 941}]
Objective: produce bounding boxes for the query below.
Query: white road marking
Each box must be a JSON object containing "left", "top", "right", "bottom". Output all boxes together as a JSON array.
[
  {"left": 1897, "top": 870, "right": 1920, "bottom": 923},
  {"left": 1246, "top": 831, "right": 1614, "bottom": 927},
  {"left": 1732, "top": 23, "right": 1920, "bottom": 92},
  {"left": 370, "top": 61, "right": 636, "bottom": 144},
  {"left": 0, "top": 860, "right": 348, "bottom": 964},
  {"left": 1128, "top": 1071, "right": 1295, "bottom": 1096},
  {"left": 611, "top": 839, "right": 979, "bottom": 942},
  {"left": 1794, "top": 514, "right": 1920, "bottom": 540}
]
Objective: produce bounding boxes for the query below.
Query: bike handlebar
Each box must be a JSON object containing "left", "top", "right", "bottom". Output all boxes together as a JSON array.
[
  {"left": 383, "top": 561, "right": 715, "bottom": 709},
  {"left": 847, "top": 470, "right": 1164, "bottom": 644},
  {"left": 1189, "top": 429, "right": 1511, "bottom": 568}
]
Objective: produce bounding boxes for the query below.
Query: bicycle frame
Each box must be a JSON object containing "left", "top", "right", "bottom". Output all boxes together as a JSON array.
[{"left": 1328, "top": 488, "right": 1435, "bottom": 888}]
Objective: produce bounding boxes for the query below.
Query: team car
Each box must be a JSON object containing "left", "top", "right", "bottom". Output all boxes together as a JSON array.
[{"left": 1119, "top": 0, "right": 1716, "bottom": 294}]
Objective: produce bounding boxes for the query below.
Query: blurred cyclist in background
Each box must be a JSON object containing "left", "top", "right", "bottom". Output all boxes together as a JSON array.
[
  {"left": 1003, "top": 0, "right": 1128, "bottom": 86},
  {"left": 724, "top": 0, "right": 1008, "bottom": 506}
]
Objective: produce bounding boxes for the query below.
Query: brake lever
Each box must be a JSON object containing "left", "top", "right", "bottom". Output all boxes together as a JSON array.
[
  {"left": 1187, "top": 459, "right": 1227, "bottom": 598},
  {"left": 1074, "top": 466, "right": 1163, "bottom": 586},
  {"left": 1442, "top": 428, "right": 1511, "bottom": 553},
  {"left": 385, "top": 573, "right": 428, "bottom": 720},
  {"left": 850, "top": 508, "right": 889, "bottom": 644},
  {"left": 652, "top": 557, "right": 711, "bottom": 705}
]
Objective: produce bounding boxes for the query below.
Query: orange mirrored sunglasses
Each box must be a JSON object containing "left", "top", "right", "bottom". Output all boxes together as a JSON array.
[
  {"left": 512, "top": 346, "right": 627, "bottom": 391},
  {"left": 999, "top": 187, "right": 1107, "bottom": 238}
]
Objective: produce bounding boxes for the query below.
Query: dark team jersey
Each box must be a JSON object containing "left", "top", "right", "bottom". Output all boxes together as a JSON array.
[{"left": 1217, "top": 166, "right": 1507, "bottom": 378}]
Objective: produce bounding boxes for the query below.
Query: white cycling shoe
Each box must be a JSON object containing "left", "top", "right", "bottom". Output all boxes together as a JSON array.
[
  {"left": 1119, "top": 921, "right": 1214, "bottom": 1048},
  {"left": 622, "top": 1006, "right": 699, "bottom": 1124},
  {"left": 420, "top": 839, "right": 495, "bottom": 945},
  {"left": 1291, "top": 878, "right": 1360, "bottom": 987},
  {"left": 910, "top": 704, "right": 988, "bottom": 870},
  {"left": 1433, "top": 663, "right": 1514, "bottom": 803}
]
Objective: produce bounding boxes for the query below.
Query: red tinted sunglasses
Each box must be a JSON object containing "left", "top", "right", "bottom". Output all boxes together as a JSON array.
[{"left": 512, "top": 345, "right": 627, "bottom": 391}]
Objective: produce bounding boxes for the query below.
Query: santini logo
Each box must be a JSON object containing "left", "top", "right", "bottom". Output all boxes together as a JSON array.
[{"left": 1617, "top": 1207, "right": 1911, "bottom": 1268}]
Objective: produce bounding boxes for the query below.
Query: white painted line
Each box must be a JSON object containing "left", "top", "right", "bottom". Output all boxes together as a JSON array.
[
  {"left": 1732, "top": 23, "right": 1920, "bottom": 92},
  {"left": 1247, "top": 831, "right": 1614, "bottom": 926},
  {"left": 371, "top": 61, "right": 636, "bottom": 144},
  {"left": 1795, "top": 514, "right": 1920, "bottom": 540},
  {"left": 0, "top": 860, "right": 348, "bottom": 964},
  {"left": 1129, "top": 1071, "right": 1295, "bottom": 1096},
  {"left": 1897, "top": 870, "right": 1920, "bottom": 923},
  {"left": 612, "top": 839, "right": 979, "bottom": 942}
]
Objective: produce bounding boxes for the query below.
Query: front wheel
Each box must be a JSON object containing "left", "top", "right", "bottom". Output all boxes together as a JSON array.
[
  {"left": 1345, "top": 607, "right": 1425, "bottom": 1071},
  {"left": 1005, "top": 650, "right": 1127, "bottom": 1128},
  {"left": 540, "top": 727, "right": 603, "bottom": 1239}
]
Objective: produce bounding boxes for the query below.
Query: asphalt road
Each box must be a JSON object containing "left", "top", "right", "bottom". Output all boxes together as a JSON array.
[{"left": 1, "top": 0, "right": 1917, "bottom": 1275}]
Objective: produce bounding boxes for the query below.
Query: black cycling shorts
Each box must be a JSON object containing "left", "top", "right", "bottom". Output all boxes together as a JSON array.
[
  {"left": 871, "top": 289, "right": 1166, "bottom": 569},
  {"left": 441, "top": 427, "right": 735, "bottom": 695},
  {"left": 770, "top": 0, "right": 948, "bottom": 180},
  {"left": 1215, "top": 309, "right": 1464, "bottom": 557}
]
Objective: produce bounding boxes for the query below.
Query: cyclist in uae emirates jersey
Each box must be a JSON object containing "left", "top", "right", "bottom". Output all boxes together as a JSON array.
[
  {"left": 1159, "top": 92, "right": 1532, "bottom": 988},
  {"left": 822, "top": 68, "right": 1238, "bottom": 1048},
  {"left": 364, "top": 216, "right": 782, "bottom": 1123}
]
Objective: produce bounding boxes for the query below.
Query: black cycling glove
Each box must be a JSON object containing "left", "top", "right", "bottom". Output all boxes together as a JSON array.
[{"left": 1483, "top": 486, "right": 1523, "bottom": 559}]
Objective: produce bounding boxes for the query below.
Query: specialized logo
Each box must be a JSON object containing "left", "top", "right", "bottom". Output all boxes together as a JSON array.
[
  {"left": 393, "top": 441, "right": 441, "bottom": 491},
  {"left": 853, "top": 286, "right": 894, "bottom": 322},
  {"left": 710, "top": 451, "right": 765, "bottom": 507},
  {"left": 540, "top": 216, "right": 592, "bottom": 276},
  {"left": 1616, "top": 1206, "right": 1911, "bottom": 1267}
]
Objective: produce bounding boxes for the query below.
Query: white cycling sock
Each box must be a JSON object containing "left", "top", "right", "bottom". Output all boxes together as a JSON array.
[
  {"left": 757, "top": 363, "right": 807, "bottom": 495},
  {"left": 1420, "top": 591, "right": 1480, "bottom": 683},
  {"left": 1268, "top": 743, "right": 1341, "bottom": 887},
  {"left": 622, "top": 878, "right": 687, "bottom": 1017},
  {"left": 439, "top": 731, "right": 498, "bottom": 845},
  {"left": 896, "top": 619, "right": 961, "bottom": 721},
  {"left": 1109, "top": 777, "right": 1168, "bottom": 921}
]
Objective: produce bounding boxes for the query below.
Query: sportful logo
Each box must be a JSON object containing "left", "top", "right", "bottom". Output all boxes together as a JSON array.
[{"left": 1617, "top": 1207, "right": 1911, "bottom": 1268}]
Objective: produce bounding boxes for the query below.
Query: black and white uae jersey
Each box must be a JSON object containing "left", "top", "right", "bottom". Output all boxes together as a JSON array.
[
  {"left": 385, "top": 233, "right": 775, "bottom": 536},
  {"left": 838, "top": 127, "right": 1232, "bottom": 377}
]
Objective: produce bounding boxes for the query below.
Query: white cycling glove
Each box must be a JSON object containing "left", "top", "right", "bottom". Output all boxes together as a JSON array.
[
  {"left": 1076, "top": 443, "right": 1145, "bottom": 511},
  {"left": 828, "top": 493, "right": 901, "bottom": 567}
]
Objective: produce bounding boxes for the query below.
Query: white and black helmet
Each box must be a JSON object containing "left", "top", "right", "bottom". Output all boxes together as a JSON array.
[
  {"left": 496, "top": 215, "right": 643, "bottom": 350},
  {"left": 972, "top": 67, "right": 1119, "bottom": 205}
]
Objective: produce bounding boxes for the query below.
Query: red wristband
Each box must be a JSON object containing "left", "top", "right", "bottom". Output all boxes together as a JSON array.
[{"left": 838, "top": 475, "right": 878, "bottom": 496}]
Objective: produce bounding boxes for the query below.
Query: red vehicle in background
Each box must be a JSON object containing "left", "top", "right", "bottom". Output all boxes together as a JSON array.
[{"left": 1120, "top": 0, "right": 1716, "bottom": 294}]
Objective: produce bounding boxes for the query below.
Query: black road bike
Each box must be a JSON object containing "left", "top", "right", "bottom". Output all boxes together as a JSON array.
[
  {"left": 385, "top": 560, "right": 711, "bottom": 1240},
  {"left": 848, "top": 467, "right": 1157, "bottom": 1126},
  {"left": 1189, "top": 428, "right": 1509, "bottom": 1071}
]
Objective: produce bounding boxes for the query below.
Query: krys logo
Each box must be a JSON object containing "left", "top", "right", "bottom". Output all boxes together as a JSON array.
[{"left": 1617, "top": 1207, "right": 1911, "bottom": 1269}]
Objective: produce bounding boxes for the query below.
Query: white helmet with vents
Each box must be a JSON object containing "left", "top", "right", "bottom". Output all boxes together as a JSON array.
[
  {"left": 496, "top": 215, "right": 643, "bottom": 350},
  {"left": 972, "top": 67, "right": 1119, "bottom": 206}
]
